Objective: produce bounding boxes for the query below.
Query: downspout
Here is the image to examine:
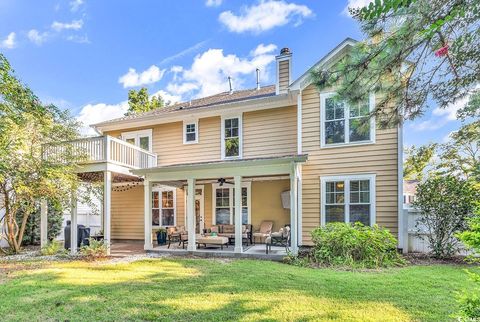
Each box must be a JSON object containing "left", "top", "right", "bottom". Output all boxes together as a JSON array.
[{"left": 398, "top": 118, "right": 405, "bottom": 253}]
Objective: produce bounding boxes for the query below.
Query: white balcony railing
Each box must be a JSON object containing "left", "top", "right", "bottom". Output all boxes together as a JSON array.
[{"left": 43, "top": 136, "right": 157, "bottom": 169}]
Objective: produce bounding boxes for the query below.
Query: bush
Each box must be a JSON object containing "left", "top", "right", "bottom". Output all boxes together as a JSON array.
[
  {"left": 17, "top": 201, "right": 64, "bottom": 246},
  {"left": 311, "top": 222, "right": 404, "bottom": 268},
  {"left": 80, "top": 238, "right": 109, "bottom": 260},
  {"left": 40, "top": 240, "right": 65, "bottom": 256},
  {"left": 413, "top": 175, "right": 479, "bottom": 259}
]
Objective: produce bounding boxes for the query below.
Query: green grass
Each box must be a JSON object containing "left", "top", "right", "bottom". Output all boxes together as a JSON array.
[{"left": 0, "top": 258, "right": 477, "bottom": 321}]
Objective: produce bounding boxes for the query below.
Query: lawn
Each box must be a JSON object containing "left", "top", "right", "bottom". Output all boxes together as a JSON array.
[{"left": 0, "top": 258, "right": 477, "bottom": 321}]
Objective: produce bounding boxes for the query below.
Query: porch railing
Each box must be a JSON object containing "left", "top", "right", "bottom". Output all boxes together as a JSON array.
[{"left": 43, "top": 136, "right": 157, "bottom": 169}]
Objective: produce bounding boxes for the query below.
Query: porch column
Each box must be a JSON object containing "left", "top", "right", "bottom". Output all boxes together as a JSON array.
[
  {"left": 103, "top": 171, "right": 112, "bottom": 255},
  {"left": 40, "top": 198, "right": 48, "bottom": 248},
  {"left": 70, "top": 192, "right": 78, "bottom": 255},
  {"left": 186, "top": 178, "right": 196, "bottom": 251},
  {"left": 234, "top": 175, "right": 243, "bottom": 253},
  {"left": 144, "top": 179, "right": 153, "bottom": 250},
  {"left": 290, "top": 163, "right": 299, "bottom": 255}
]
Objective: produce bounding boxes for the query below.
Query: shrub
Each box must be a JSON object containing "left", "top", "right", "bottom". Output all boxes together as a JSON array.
[
  {"left": 17, "top": 201, "right": 64, "bottom": 246},
  {"left": 413, "top": 175, "right": 479, "bottom": 258},
  {"left": 311, "top": 222, "right": 404, "bottom": 268},
  {"left": 40, "top": 240, "right": 65, "bottom": 256},
  {"left": 80, "top": 238, "right": 109, "bottom": 260}
]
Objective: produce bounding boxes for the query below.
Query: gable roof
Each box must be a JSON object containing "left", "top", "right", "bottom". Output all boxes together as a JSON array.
[{"left": 94, "top": 85, "right": 276, "bottom": 127}]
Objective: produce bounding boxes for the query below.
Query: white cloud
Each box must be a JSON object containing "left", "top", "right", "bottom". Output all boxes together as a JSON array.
[
  {"left": 159, "top": 40, "right": 209, "bottom": 66},
  {"left": 27, "top": 29, "right": 49, "bottom": 45},
  {"left": 219, "top": 0, "right": 313, "bottom": 34},
  {"left": 66, "top": 34, "right": 90, "bottom": 44},
  {"left": 432, "top": 96, "right": 469, "bottom": 121},
  {"left": 118, "top": 65, "right": 166, "bottom": 88},
  {"left": 69, "top": 0, "right": 84, "bottom": 12},
  {"left": 51, "top": 19, "right": 84, "bottom": 32},
  {"left": 151, "top": 90, "right": 182, "bottom": 105},
  {"left": 0, "top": 32, "right": 16, "bottom": 49},
  {"left": 343, "top": 0, "right": 372, "bottom": 16},
  {"left": 166, "top": 43, "right": 277, "bottom": 98},
  {"left": 206, "top": 0, "right": 223, "bottom": 7},
  {"left": 76, "top": 101, "right": 128, "bottom": 135}
]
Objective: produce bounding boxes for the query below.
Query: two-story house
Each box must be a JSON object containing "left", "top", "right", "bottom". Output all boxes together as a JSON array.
[{"left": 42, "top": 38, "right": 403, "bottom": 257}]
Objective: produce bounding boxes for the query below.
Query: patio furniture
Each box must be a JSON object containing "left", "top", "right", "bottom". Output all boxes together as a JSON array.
[
  {"left": 196, "top": 235, "right": 229, "bottom": 250},
  {"left": 266, "top": 225, "right": 290, "bottom": 254},
  {"left": 252, "top": 221, "right": 273, "bottom": 244},
  {"left": 206, "top": 224, "right": 252, "bottom": 245},
  {"left": 167, "top": 226, "right": 187, "bottom": 248}
]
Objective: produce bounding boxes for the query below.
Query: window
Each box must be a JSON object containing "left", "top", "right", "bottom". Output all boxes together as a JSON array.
[
  {"left": 212, "top": 183, "right": 250, "bottom": 224},
  {"left": 121, "top": 129, "right": 153, "bottom": 151},
  {"left": 321, "top": 174, "right": 375, "bottom": 226},
  {"left": 221, "top": 116, "right": 242, "bottom": 159},
  {"left": 320, "top": 93, "right": 375, "bottom": 147},
  {"left": 152, "top": 188, "right": 176, "bottom": 227},
  {"left": 183, "top": 121, "right": 198, "bottom": 144}
]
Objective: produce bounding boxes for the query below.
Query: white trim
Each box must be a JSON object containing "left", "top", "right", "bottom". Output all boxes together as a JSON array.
[
  {"left": 144, "top": 180, "right": 153, "bottom": 250},
  {"left": 276, "top": 54, "right": 292, "bottom": 95},
  {"left": 320, "top": 174, "right": 376, "bottom": 226},
  {"left": 319, "top": 92, "right": 376, "bottom": 148},
  {"left": 183, "top": 185, "right": 205, "bottom": 233},
  {"left": 398, "top": 120, "right": 405, "bottom": 252},
  {"left": 151, "top": 185, "right": 177, "bottom": 228},
  {"left": 297, "top": 164, "right": 303, "bottom": 246},
  {"left": 183, "top": 120, "right": 199, "bottom": 144},
  {"left": 220, "top": 114, "right": 243, "bottom": 160},
  {"left": 297, "top": 89, "right": 302, "bottom": 154},
  {"left": 121, "top": 129, "right": 153, "bottom": 152},
  {"left": 211, "top": 181, "right": 251, "bottom": 225}
]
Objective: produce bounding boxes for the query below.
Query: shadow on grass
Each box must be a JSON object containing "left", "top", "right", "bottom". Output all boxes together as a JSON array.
[{"left": 0, "top": 258, "right": 476, "bottom": 321}]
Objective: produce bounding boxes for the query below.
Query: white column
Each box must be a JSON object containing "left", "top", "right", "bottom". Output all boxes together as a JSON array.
[
  {"left": 290, "top": 163, "right": 298, "bottom": 255},
  {"left": 40, "top": 199, "right": 48, "bottom": 248},
  {"left": 186, "top": 178, "right": 196, "bottom": 251},
  {"left": 234, "top": 175, "right": 243, "bottom": 253},
  {"left": 297, "top": 165, "right": 303, "bottom": 247},
  {"left": 70, "top": 192, "right": 78, "bottom": 255},
  {"left": 144, "top": 179, "right": 153, "bottom": 250},
  {"left": 103, "top": 171, "right": 112, "bottom": 255}
]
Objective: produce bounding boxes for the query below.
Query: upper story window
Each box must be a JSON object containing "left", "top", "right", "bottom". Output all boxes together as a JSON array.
[
  {"left": 221, "top": 115, "right": 242, "bottom": 159},
  {"left": 320, "top": 93, "right": 375, "bottom": 148},
  {"left": 321, "top": 174, "right": 376, "bottom": 226},
  {"left": 183, "top": 120, "right": 198, "bottom": 144},
  {"left": 121, "top": 129, "right": 153, "bottom": 151}
]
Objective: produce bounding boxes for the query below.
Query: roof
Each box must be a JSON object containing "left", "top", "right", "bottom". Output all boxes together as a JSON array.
[{"left": 94, "top": 85, "right": 276, "bottom": 127}]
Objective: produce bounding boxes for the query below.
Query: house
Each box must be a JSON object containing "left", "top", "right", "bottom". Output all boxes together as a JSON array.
[
  {"left": 41, "top": 38, "right": 403, "bottom": 257},
  {"left": 403, "top": 180, "right": 418, "bottom": 208}
]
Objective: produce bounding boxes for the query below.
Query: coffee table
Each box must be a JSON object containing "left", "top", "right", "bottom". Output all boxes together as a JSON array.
[{"left": 196, "top": 236, "right": 229, "bottom": 250}]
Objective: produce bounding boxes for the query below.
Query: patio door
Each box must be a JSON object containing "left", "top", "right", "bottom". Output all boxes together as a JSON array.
[{"left": 185, "top": 186, "right": 204, "bottom": 234}]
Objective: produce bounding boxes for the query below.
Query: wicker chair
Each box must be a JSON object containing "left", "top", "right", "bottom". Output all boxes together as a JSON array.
[{"left": 252, "top": 221, "right": 273, "bottom": 244}]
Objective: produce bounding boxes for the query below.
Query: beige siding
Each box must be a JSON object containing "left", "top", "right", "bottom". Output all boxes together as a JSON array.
[
  {"left": 278, "top": 60, "right": 290, "bottom": 92},
  {"left": 243, "top": 106, "right": 297, "bottom": 158},
  {"left": 111, "top": 185, "right": 144, "bottom": 240},
  {"left": 301, "top": 84, "right": 399, "bottom": 245}
]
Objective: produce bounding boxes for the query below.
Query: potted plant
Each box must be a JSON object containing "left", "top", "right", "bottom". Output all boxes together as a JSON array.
[{"left": 156, "top": 228, "right": 167, "bottom": 245}]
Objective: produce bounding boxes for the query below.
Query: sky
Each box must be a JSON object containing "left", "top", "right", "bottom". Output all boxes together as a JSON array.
[{"left": 0, "top": 0, "right": 465, "bottom": 146}]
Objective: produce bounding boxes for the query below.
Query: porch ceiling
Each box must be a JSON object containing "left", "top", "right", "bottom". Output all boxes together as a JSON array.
[{"left": 132, "top": 154, "right": 307, "bottom": 181}]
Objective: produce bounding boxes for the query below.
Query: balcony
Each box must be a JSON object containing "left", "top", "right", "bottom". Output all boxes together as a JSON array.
[{"left": 43, "top": 136, "right": 157, "bottom": 172}]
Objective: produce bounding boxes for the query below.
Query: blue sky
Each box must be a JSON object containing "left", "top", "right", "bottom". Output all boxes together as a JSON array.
[{"left": 0, "top": 0, "right": 463, "bottom": 145}]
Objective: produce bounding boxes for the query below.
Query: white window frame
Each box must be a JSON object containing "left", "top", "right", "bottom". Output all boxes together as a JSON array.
[
  {"left": 221, "top": 115, "right": 243, "bottom": 160},
  {"left": 320, "top": 174, "right": 376, "bottom": 226},
  {"left": 152, "top": 186, "right": 176, "bottom": 228},
  {"left": 183, "top": 185, "right": 205, "bottom": 233},
  {"left": 320, "top": 92, "right": 376, "bottom": 148},
  {"left": 183, "top": 120, "right": 199, "bottom": 144},
  {"left": 211, "top": 182, "right": 251, "bottom": 225},
  {"left": 121, "top": 129, "right": 153, "bottom": 152}
]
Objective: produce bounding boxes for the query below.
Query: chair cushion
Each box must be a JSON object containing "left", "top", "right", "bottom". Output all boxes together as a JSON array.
[{"left": 222, "top": 225, "right": 234, "bottom": 233}]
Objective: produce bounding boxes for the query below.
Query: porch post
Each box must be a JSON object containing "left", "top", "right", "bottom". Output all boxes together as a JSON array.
[
  {"left": 70, "top": 192, "right": 78, "bottom": 255},
  {"left": 40, "top": 198, "right": 48, "bottom": 248},
  {"left": 103, "top": 171, "right": 112, "bottom": 255},
  {"left": 234, "top": 175, "right": 243, "bottom": 253},
  {"left": 186, "top": 178, "right": 196, "bottom": 251},
  {"left": 144, "top": 179, "right": 153, "bottom": 250},
  {"left": 290, "top": 162, "right": 299, "bottom": 255}
]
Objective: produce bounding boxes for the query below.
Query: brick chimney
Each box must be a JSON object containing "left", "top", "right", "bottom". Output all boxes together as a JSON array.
[{"left": 275, "top": 47, "right": 292, "bottom": 95}]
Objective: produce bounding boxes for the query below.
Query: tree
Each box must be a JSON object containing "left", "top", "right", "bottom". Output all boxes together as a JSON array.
[
  {"left": 313, "top": 0, "right": 480, "bottom": 126},
  {"left": 403, "top": 143, "right": 437, "bottom": 181},
  {"left": 17, "top": 200, "right": 64, "bottom": 245},
  {"left": 0, "top": 53, "right": 82, "bottom": 253},
  {"left": 126, "top": 88, "right": 166, "bottom": 115},
  {"left": 413, "top": 175, "right": 479, "bottom": 258}
]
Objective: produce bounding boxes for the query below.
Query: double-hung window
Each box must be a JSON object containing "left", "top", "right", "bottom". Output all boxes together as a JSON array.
[
  {"left": 183, "top": 120, "right": 198, "bottom": 144},
  {"left": 212, "top": 183, "right": 250, "bottom": 225},
  {"left": 121, "top": 129, "right": 153, "bottom": 151},
  {"left": 152, "top": 187, "right": 176, "bottom": 227},
  {"left": 320, "top": 93, "right": 375, "bottom": 147},
  {"left": 321, "top": 174, "right": 375, "bottom": 226},
  {"left": 221, "top": 116, "right": 242, "bottom": 159}
]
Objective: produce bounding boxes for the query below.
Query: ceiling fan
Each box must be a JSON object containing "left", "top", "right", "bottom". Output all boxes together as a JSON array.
[{"left": 217, "top": 178, "right": 234, "bottom": 186}]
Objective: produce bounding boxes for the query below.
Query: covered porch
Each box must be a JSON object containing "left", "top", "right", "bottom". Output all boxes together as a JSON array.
[{"left": 132, "top": 155, "right": 306, "bottom": 256}]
